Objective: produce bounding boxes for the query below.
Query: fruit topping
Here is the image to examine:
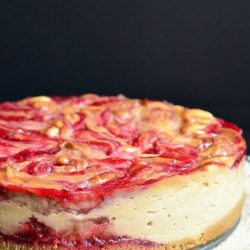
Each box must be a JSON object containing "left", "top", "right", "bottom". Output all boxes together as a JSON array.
[{"left": 0, "top": 95, "right": 245, "bottom": 204}]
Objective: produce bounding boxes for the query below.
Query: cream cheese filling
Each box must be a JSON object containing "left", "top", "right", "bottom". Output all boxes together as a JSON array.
[{"left": 0, "top": 162, "right": 246, "bottom": 244}]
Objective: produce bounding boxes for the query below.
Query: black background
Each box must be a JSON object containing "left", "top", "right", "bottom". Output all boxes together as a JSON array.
[{"left": 1, "top": 1, "right": 250, "bottom": 152}]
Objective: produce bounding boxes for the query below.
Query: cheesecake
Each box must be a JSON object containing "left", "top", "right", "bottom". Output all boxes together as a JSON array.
[{"left": 0, "top": 94, "right": 246, "bottom": 250}]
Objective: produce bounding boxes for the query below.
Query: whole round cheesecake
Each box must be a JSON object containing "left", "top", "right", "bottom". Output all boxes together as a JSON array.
[{"left": 0, "top": 94, "right": 246, "bottom": 250}]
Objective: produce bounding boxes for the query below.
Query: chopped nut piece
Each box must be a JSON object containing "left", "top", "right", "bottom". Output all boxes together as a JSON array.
[
  {"left": 25, "top": 96, "right": 57, "bottom": 111},
  {"left": 62, "top": 106, "right": 80, "bottom": 124},
  {"left": 65, "top": 113, "right": 80, "bottom": 124},
  {"left": 54, "top": 120, "right": 64, "bottom": 128},
  {"left": 45, "top": 126, "right": 60, "bottom": 137},
  {"left": 56, "top": 156, "right": 70, "bottom": 164},
  {"left": 29, "top": 96, "right": 52, "bottom": 103},
  {"left": 89, "top": 172, "right": 116, "bottom": 186}
]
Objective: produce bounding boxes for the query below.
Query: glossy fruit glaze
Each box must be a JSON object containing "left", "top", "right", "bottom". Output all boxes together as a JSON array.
[{"left": 0, "top": 94, "right": 246, "bottom": 205}]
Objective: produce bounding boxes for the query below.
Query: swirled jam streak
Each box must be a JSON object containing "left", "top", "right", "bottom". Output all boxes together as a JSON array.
[{"left": 0, "top": 94, "right": 246, "bottom": 249}]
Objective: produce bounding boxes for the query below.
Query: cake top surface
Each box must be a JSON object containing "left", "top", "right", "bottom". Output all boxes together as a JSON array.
[{"left": 0, "top": 94, "right": 246, "bottom": 204}]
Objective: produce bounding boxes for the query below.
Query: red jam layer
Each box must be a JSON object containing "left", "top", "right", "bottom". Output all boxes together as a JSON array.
[
  {"left": 0, "top": 218, "right": 160, "bottom": 249},
  {"left": 0, "top": 94, "right": 246, "bottom": 204}
]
